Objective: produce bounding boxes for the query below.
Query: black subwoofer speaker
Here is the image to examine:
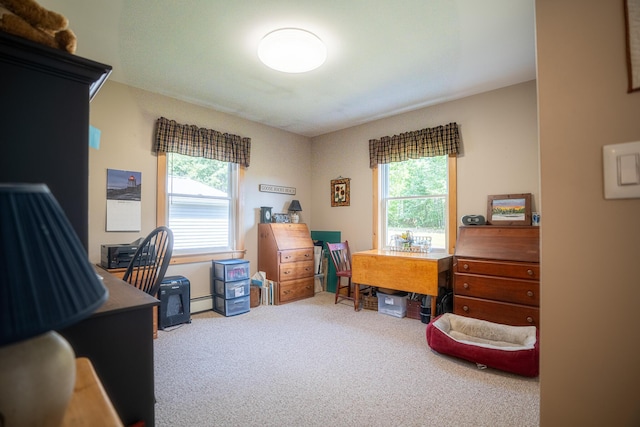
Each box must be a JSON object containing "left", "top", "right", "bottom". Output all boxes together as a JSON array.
[{"left": 158, "top": 275, "right": 191, "bottom": 329}]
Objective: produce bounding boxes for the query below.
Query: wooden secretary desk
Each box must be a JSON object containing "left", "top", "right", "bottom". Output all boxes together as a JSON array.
[
  {"left": 258, "top": 223, "right": 315, "bottom": 304},
  {"left": 453, "top": 226, "right": 540, "bottom": 327}
]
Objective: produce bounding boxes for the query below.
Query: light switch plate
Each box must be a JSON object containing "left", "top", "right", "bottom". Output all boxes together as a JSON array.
[{"left": 603, "top": 141, "right": 640, "bottom": 199}]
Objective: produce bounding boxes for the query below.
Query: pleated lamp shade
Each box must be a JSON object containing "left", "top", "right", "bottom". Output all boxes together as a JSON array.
[
  {"left": 0, "top": 183, "right": 108, "bottom": 346},
  {"left": 288, "top": 200, "right": 302, "bottom": 212}
]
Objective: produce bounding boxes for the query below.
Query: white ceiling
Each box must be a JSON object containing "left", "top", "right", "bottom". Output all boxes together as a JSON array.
[{"left": 41, "top": 0, "right": 536, "bottom": 137}]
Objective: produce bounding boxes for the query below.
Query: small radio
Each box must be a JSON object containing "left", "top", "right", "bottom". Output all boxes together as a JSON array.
[{"left": 461, "top": 215, "right": 486, "bottom": 226}]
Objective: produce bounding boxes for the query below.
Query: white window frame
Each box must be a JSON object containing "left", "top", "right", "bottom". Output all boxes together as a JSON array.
[
  {"left": 373, "top": 155, "right": 457, "bottom": 254},
  {"left": 157, "top": 152, "right": 245, "bottom": 264}
]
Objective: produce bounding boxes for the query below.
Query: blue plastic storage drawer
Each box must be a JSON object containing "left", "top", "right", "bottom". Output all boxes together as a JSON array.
[
  {"left": 212, "top": 259, "right": 250, "bottom": 281},
  {"left": 213, "top": 295, "right": 250, "bottom": 317},
  {"left": 214, "top": 278, "right": 250, "bottom": 299}
]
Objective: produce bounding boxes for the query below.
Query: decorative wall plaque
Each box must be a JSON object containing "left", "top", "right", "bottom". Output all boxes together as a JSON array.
[{"left": 259, "top": 184, "right": 296, "bottom": 195}]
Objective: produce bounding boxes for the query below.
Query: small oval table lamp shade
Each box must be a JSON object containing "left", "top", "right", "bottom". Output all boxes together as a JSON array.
[
  {"left": 288, "top": 200, "right": 302, "bottom": 224},
  {"left": 0, "top": 183, "right": 109, "bottom": 426}
]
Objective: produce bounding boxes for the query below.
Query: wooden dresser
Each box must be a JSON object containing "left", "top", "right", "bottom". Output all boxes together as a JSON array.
[
  {"left": 453, "top": 226, "right": 540, "bottom": 327},
  {"left": 258, "top": 223, "right": 315, "bottom": 304}
]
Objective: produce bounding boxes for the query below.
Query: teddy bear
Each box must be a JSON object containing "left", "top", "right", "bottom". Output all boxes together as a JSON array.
[{"left": 0, "top": 0, "right": 76, "bottom": 53}]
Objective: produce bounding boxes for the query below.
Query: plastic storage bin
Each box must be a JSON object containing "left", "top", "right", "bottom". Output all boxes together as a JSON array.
[
  {"left": 214, "top": 278, "right": 250, "bottom": 299},
  {"left": 213, "top": 259, "right": 250, "bottom": 282},
  {"left": 377, "top": 292, "right": 408, "bottom": 318},
  {"left": 213, "top": 295, "right": 250, "bottom": 316}
]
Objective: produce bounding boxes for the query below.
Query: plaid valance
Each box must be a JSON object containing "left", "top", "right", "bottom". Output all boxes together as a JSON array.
[
  {"left": 155, "top": 117, "right": 251, "bottom": 167},
  {"left": 368, "top": 122, "right": 460, "bottom": 168}
]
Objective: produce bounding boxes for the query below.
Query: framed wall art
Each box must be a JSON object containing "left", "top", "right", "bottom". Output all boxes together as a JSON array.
[
  {"left": 625, "top": 0, "right": 640, "bottom": 92},
  {"left": 486, "top": 193, "right": 532, "bottom": 226},
  {"left": 331, "top": 177, "right": 350, "bottom": 207}
]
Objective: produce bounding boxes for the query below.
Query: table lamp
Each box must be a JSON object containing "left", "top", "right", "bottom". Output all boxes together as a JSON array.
[
  {"left": 0, "top": 183, "right": 108, "bottom": 426},
  {"left": 288, "top": 200, "right": 302, "bottom": 224}
]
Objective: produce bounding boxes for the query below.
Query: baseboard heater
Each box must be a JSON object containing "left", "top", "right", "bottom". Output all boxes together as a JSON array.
[{"left": 190, "top": 294, "right": 213, "bottom": 314}]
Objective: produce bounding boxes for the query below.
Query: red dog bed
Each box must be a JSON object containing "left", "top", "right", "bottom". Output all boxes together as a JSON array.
[{"left": 426, "top": 313, "right": 539, "bottom": 377}]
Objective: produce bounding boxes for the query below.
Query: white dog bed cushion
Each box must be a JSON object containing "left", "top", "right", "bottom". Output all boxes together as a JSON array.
[{"left": 426, "top": 313, "right": 539, "bottom": 377}]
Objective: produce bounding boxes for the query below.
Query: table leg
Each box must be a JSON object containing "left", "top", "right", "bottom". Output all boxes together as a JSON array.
[
  {"left": 430, "top": 295, "right": 437, "bottom": 323},
  {"left": 354, "top": 283, "right": 360, "bottom": 311}
]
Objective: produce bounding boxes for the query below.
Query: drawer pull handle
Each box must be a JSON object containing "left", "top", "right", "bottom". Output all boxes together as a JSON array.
[
  {"left": 463, "top": 305, "right": 469, "bottom": 312},
  {"left": 527, "top": 290, "right": 534, "bottom": 297},
  {"left": 463, "top": 283, "right": 469, "bottom": 289},
  {"left": 284, "top": 256, "right": 291, "bottom": 260},
  {"left": 304, "top": 253, "right": 310, "bottom": 258},
  {"left": 526, "top": 316, "right": 534, "bottom": 324},
  {"left": 283, "top": 271, "right": 291, "bottom": 275},
  {"left": 527, "top": 269, "right": 534, "bottom": 276},
  {"left": 463, "top": 264, "right": 469, "bottom": 270}
]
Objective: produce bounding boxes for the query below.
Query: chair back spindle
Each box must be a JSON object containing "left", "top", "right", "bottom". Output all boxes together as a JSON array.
[{"left": 123, "top": 226, "right": 173, "bottom": 297}]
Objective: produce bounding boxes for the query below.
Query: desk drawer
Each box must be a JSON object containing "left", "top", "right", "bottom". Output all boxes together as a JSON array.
[
  {"left": 454, "top": 273, "right": 539, "bottom": 306},
  {"left": 456, "top": 258, "right": 539, "bottom": 280},
  {"left": 278, "top": 277, "right": 314, "bottom": 303},
  {"left": 454, "top": 295, "right": 539, "bottom": 327},
  {"left": 279, "top": 260, "right": 315, "bottom": 280},
  {"left": 279, "top": 249, "right": 313, "bottom": 263}
]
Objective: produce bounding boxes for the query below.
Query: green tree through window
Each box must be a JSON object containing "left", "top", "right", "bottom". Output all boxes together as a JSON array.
[{"left": 382, "top": 156, "right": 448, "bottom": 250}]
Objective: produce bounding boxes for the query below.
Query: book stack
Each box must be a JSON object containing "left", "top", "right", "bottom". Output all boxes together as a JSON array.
[{"left": 251, "top": 271, "right": 278, "bottom": 305}]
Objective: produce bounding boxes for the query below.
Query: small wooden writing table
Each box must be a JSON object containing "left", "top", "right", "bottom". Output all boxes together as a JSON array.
[
  {"left": 62, "top": 357, "right": 123, "bottom": 426},
  {"left": 351, "top": 249, "right": 452, "bottom": 317}
]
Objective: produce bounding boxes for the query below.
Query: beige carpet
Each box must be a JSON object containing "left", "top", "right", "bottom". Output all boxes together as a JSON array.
[{"left": 154, "top": 292, "right": 539, "bottom": 426}]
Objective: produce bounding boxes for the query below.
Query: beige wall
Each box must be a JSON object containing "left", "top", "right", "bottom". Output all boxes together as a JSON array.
[
  {"left": 309, "top": 80, "right": 540, "bottom": 253},
  {"left": 536, "top": 1, "right": 640, "bottom": 425},
  {"left": 89, "top": 81, "right": 311, "bottom": 302},
  {"left": 90, "top": 80, "right": 538, "bottom": 307},
  {"left": 90, "top": 79, "right": 538, "bottom": 306}
]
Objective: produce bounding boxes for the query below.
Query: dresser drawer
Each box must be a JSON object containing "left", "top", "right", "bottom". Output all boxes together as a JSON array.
[
  {"left": 454, "top": 273, "right": 539, "bottom": 306},
  {"left": 279, "top": 249, "right": 313, "bottom": 264},
  {"left": 278, "top": 277, "right": 314, "bottom": 303},
  {"left": 456, "top": 258, "right": 539, "bottom": 280},
  {"left": 454, "top": 295, "right": 539, "bottom": 327},
  {"left": 279, "top": 260, "right": 315, "bottom": 280}
]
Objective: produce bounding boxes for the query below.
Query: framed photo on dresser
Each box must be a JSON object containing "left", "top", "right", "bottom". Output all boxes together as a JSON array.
[{"left": 486, "top": 193, "right": 532, "bottom": 226}]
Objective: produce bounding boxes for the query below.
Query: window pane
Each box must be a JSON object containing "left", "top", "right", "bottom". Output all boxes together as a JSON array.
[
  {"left": 168, "top": 153, "right": 229, "bottom": 195},
  {"left": 382, "top": 155, "right": 448, "bottom": 251},
  {"left": 168, "top": 196, "right": 229, "bottom": 250},
  {"left": 167, "top": 153, "right": 232, "bottom": 252},
  {"left": 388, "top": 156, "right": 446, "bottom": 197},
  {"left": 386, "top": 197, "right": 446, "bottom": 250}
]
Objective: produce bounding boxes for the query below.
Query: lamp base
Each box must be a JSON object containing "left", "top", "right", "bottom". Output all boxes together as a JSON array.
[
  {"left": 290, "top": 212, "right": 300, "bottom": 223},
  {"left": 0, "top": 331, "right": 76, "bottom": 426}
]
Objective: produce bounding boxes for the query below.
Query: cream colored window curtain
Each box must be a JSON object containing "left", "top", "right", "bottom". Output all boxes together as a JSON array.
[
  {"left": 154, "top": 117, "right": 251, "bottom": 167},
  {"left": 368, "top": 122, "right": 460, "bottom": 167}
]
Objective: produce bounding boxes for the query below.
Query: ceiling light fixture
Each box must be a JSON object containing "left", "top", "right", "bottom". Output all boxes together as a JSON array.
[{"left": 258, "top": 28, "right": 327, "bottom": 73}]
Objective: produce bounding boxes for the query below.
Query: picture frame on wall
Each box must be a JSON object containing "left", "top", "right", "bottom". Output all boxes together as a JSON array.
[
  {"left": 625, "top": 0, "right": 640, "bottom": 92},
  {"left": 486, "top": 193, "right": 532, "bottom": 226},
  {"left": 331, "top": 177, "right": 350, "bottom": 207}
]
